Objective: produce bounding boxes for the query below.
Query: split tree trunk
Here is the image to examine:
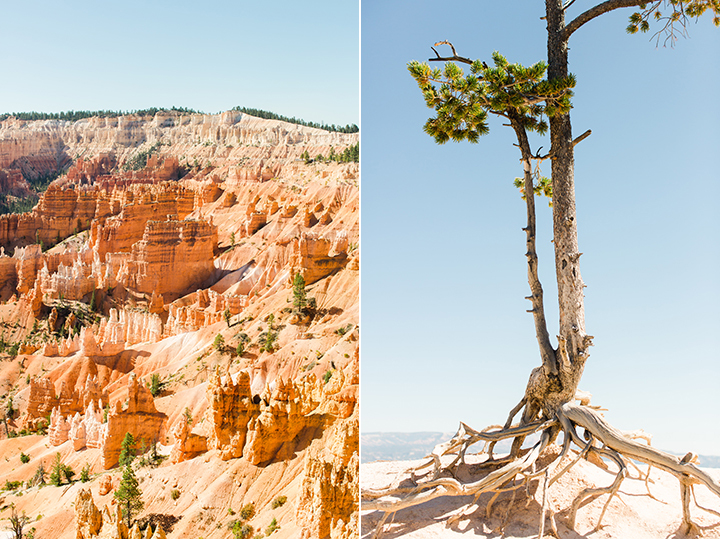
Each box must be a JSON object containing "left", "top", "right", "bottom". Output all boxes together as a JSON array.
[{"left": 519, "top": 1, "right": 593, "bottom": 420}]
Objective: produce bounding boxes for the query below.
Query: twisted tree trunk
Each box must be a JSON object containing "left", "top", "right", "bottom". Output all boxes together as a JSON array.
[{"left": 361, "top": 3, "right": 720, "bottom": 536}]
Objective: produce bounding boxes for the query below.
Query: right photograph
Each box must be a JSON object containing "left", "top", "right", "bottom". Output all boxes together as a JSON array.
[{"left": 360, "top": 1, "right": 720, "bottom": 537}]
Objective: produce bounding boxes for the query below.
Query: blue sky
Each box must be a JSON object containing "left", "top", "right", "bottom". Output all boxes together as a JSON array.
[
  {"left": 0, "top": 0, "right": 358, "bottom": 125},
  {"left": 361, "top": 1, "right": 720, "bottom": 455}
]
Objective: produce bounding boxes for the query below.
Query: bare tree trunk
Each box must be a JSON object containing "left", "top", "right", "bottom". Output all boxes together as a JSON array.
[
  {"left": 363, "top": 5, "right": 720, "bottom": 535},
  {"left": 541, "top": 0, "right": 593, "bottom": 414},
  {"left": 508, "top": 111, "right": 556, "bottom": 378}
]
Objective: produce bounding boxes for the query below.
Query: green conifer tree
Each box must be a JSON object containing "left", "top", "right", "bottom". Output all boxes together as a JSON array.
[
  {"left": 150, "top": 373, "right": 162, "bottom": 397},
  {"left": 114, "top": 465, "right": 144, "bottom": 528},
  {"left": 364, "top": 1, "right": 720, "bottom": 532},
  {"left": 224, "top": 307, "right": 232, "bottom": 328},
  {"left": 292, "top": 273, "right": 307, "bottom": 314},
  {"left": 118, "top": 432, "right": 136, "bottom": 467},
  {"left": 49, "top": 452, "right": 63, "bottom": 486}
]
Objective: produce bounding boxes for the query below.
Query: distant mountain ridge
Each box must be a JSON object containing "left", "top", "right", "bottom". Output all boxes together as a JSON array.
[{"left": 362, "top": 432, "right": 720, "bottom": 468}]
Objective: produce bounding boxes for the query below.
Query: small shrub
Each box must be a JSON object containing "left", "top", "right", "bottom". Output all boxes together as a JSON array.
[
  {"left": 236, "top": 342, "right": 245, "bottom": 356},
  {"left": 228, "top": 507, "right": 236, "bottom": 516},
  {"left": 49, "top": 453, "right": 64, "bottom": 486},
  {"left": 233, "top": 523, "right": 254, "bottom": 539},
  {"left": 271, "top": 495, "right": 287, "bottom": 509},
  {"left": 335, "top": 324, "right": 353, "bottom": 336},
  {"left": 20, "top": 452, "right": 30, "bottom": 464},
  {"left": 265, "top": 517, "right": 280, "bottom": 535},
  {"left": 80, "top": 463, "right": 91, "bottom": 482},
  {"left": 3, "top": 480, "right": 22, "bottom": 491},
  {"left": 239, "top": 502, "right": 255, "bottom": 520},
  {"left": 171, "top": 488, "right": 180, "bottom": 500},
  {"left": 62, "top": 464, "right": 75, "bottom": 483},
  {"left": 322, "top": 370, "right": 333, "bottom": 384},
  {"left": 213, "top": 334, "right": 225, "bottom": 351},
  {"left": 150, "top": 373, "right": 163, "bottom": 397}
]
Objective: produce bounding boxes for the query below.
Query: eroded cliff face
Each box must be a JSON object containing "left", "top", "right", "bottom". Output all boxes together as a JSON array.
[
  {"left": 0, "top": 111, "right": 355, "bottom": 212},
  {"left": 0, "top": 111, "right": 358, "bottom": 539}
]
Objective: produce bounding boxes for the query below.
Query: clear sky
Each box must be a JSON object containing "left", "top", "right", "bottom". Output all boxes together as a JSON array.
[
  {"left": 0, "top": 0, "right": 358, "bottom": 126},
  {"left": 361, "top": 1, "right": 720, "bottom": 456}
]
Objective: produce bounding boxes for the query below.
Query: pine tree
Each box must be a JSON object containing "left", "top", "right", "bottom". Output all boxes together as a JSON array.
[
  {"left": 292, "top": 273, "right": 307, "bottom": 314},
  {"left": 118, "top": 432, "right": 136, "bottom": 467},
  {"left": 150, "top": 373, "right": 162, "bottom": 397},
  {"left": 49, "top": 452, "right": 63, "bottom": 486},
  {"left": 364, "top": 1, "right": 720, "bottom": 533},
  {"left": 80, "top": 462, "right": 91, "bottom": 482},
  {"left": 113, "top": 465, "right": 143, "bottom": 528},
  {"left": 224, "top": 307, "right": 232, "bottom": 328}
]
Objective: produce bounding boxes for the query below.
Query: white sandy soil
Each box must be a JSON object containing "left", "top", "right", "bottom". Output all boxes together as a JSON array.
[{"left": 362, "top": 447, "right": 720, "bottom": 538}]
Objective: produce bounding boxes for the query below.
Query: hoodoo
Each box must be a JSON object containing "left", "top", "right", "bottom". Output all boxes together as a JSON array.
[{"left": 0, "top": 109, "right": 358, "bottom": 539}]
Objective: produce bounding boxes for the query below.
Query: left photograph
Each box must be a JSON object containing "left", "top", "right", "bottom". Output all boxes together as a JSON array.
[{"left": 0, "top": 2, "right": 359, "bottom": 538}]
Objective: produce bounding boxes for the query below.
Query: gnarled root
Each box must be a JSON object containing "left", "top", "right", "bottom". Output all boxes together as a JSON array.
[{"left": 361, "top": 398, "right": 720, "bottom": 538}]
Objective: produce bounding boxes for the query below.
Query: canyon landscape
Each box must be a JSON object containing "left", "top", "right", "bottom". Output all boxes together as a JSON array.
[{"left": 0, "top": 109, "right": 359, "bottom": 538}]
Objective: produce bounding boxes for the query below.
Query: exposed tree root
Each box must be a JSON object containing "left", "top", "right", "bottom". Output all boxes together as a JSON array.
[{"left": 361, "top": 394, "right": 720, "bottom": 538}]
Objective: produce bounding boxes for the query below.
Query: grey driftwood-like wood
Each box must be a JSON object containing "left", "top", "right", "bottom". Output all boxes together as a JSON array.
[{"left": 365, "top": 1, "right": 720, "bottom": 536}]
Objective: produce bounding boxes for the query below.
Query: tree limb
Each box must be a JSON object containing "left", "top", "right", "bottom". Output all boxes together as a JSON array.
[
  {"left": 561, "top": 404, "right": 720, "bottom": 495},
  {"left": 508, "top": 110, "right": 558, "bottom": 377},
  {"left": 428, "top": 40, "right": 474, "bottom": 64},
  {"left": 563, "top": 0, "right": 650, "bottom": 40},
  {"left": 537, "top": 129, "right": 592, "bottom": 160}
]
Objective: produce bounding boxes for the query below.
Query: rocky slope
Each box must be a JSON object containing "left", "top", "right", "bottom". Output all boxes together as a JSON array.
[{"left": 0, "top": 110, "right": 358, "bottom": 539}]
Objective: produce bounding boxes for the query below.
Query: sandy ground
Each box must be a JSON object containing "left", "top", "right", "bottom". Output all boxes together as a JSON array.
[
  {"left": 361, "top": 447, "right": 720, "bottom": 538},
  {"left": 0, "top": 430, "right": 302, "bottom": 539}
]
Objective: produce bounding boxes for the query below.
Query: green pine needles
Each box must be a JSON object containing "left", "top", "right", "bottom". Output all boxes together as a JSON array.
[
  {"left": 118, "top": 432, "right": 137, "bottom": 467},
  {"left": 408, "top": 51, "right": 575, "bottom": 144},
  {"left": 292, "top": 273, "right": 308, "bottom": 314},
  {"left": 513, "top": 175, "right": 553, "bottom": 204},
  {"left": 627, "top": 1, "right": 720, "bottom": 44},
  {"left": 114, "top": 465, "right": 144, "bottom": 528}
]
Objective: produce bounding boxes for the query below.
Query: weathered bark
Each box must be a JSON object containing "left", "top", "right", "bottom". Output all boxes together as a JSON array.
[
  {"left": 563, "top": 0, "right": 647, "bottom": 40},
  {"left": 542, "top": 0, "right": 592, "bottom": 414},
  {"left": 363, "top": 398, "right": 720, "bottom": 536},
  {"left": 508, "top": 111, "right": 557, "bottom": 379},
  {"left": 362, "top": 4, "right": 720, "bottom": 536}
]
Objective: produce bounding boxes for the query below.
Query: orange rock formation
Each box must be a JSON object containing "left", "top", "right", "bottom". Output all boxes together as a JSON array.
[
  {"left": 0, "top": 110, "right": 358, "bottom": 539},
  {"left": 102, "top": 374, "right": 167, "bottom": 469}
]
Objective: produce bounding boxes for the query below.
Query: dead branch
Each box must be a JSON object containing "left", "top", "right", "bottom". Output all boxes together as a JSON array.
[
  {"left": 536, "top": 129, "right": 592, "bottom": 161},
  {"left": 429, "top": 41, "right": 474, "bottom": 65}
]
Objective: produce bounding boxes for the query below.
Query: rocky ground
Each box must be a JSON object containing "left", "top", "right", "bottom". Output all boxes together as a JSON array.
[{"left": 0, "top": 110, "right": 358, "bottom": 538}]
